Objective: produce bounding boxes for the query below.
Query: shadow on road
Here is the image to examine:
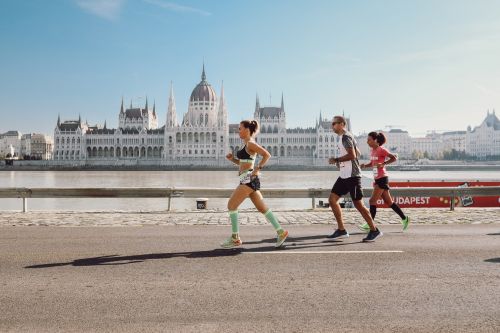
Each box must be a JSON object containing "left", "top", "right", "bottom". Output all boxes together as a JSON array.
[
  {"left": 24, "top": 249, "right": 243, "bottom": 268},
  {"left": 484, "top": 257, "right": 500, "bottom": 263},
  {"left": 24, "top": 239, "right": 361, "bottom": 269},
  {"left": 243, "top": 233, "right": 371, "bottom": 245},
  {"left": 486, "top": 233, "right": 500, "bottom": 236}
]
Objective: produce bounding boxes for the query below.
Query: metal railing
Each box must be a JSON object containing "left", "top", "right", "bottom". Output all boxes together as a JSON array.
[{"left": 0, "top": 186, "right": 498, "bottom": 212}]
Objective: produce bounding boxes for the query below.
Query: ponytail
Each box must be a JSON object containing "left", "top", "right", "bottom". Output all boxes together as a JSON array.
[
  {"left": 368, "top": 131, "right": 386, "bottom": 146},
  {"left": 241, "top": 120, "right": 260, "bottom": 136}
]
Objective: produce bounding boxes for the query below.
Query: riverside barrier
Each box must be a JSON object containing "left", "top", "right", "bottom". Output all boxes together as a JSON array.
[{"left": 0, "top": 186, "right": 499, "bottom": 212}]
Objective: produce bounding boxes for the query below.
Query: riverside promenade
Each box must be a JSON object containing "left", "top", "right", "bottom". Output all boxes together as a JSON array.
[
  {"left": 1, "top": 208, "right": 499, "bottom": 332},
  {"left": 1, "top": 207, "right": 499, "bottom": 227}
]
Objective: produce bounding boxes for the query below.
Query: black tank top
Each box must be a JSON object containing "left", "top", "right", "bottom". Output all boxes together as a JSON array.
[{"left": 236, "top": 145, "right": 254, "bottom": 160}]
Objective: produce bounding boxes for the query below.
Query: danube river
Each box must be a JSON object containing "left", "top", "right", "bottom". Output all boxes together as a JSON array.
[{"left": 0, "top": 170, "right": 499, "bottom": 211}]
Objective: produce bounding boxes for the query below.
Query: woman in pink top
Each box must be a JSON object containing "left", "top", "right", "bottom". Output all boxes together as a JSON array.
[{"left": 359, "top": 132, "right": 410, "bottom": 231}]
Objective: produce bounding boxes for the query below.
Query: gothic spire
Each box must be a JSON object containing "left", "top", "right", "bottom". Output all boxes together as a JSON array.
[
  {"left": 201, "top": 63, "right": 206, "bottom": 82},
  {"left": 218, "top": 80, "right": 227, "bottom": 128},
  {"left": 166, "top": 81, "right": 178, "bottom": 127},
  {"left": 255, "top": 93, "right": 260, "bottom": 114}
]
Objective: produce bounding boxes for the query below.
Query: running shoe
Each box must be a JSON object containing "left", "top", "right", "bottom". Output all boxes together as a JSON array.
[
  {"left": 401, "top": 216, "right": 410, "bottom": 231},
  {"left": 220, "top": 236, "right": 242, "bottom": 248},
  {"left": 362, "top": 228, "right": 383, "bottom": 242},
  {"left": 326, "top": 229, "right": 349, "bottom": 240},
  {"left": 275, "top": 229, "right": 289, "bottom": 248},
  {"left": 357, "top": 222, "right": 370, "bottom": 232}
]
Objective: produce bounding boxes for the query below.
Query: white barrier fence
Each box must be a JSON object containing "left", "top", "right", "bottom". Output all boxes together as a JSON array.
[{"left": 0, "top": 186, "right": 499, "bottom": 212}]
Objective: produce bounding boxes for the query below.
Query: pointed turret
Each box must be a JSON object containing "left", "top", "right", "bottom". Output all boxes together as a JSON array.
[
  {"left": 201, "top": 63, "right": 206, "bottom": 82},
  {"left": 218, "top": 80, "right": 227, "bottom": 128},
  {"left": 130, "top": 99, "right": 133, "bottom": 109},
  {"left": 153, "top": 100, "right": 156, "bottom": 117},
  {"left": 281, "top": 93, "right": 284, "bottom": 112},
  {"left": 120, "top": 97, "right": 124, "bottom": 113},
  {"left": 57, "top": 114, "right": 61, "bottom": 127},
  {"left": 166, "top": 81, "right": 178, "bottom": 128},
  {"left": 104, "top": 120, "right": 107, "bottom": 130},
  {"left": 145, "top": 96, "right": 148, "bottom": 110},
  {"left": 254, "top": 93, "right": 260, "bottom": 118}
]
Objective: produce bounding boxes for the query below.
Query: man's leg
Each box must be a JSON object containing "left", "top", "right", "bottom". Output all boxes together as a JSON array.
[
  {"left": 353, "top": 199, "right": 376, "bottom": 231},
  {"left": 329, "top": 192, "right": 344, "bottom": 230}
]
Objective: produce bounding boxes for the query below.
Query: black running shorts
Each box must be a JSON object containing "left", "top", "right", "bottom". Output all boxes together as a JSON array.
[
  {"left": 374, "top": 176, "right": 390, "bottom": 190},
  {"left": 331, "top": 176, "right": 363, "bottom": 201},
  {"left": 241, "top": 175, "right": 261, "bottom": 191}
]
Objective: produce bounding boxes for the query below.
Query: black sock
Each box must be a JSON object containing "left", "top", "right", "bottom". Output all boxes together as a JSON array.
[
  {"left": 369, "top": 205, "right": 377, "bottom": 220},
  {"left": 390, "top": 203, "right": 406, "bottom": 220}
]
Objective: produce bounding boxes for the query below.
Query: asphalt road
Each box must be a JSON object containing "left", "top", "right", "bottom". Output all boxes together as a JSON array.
[{"left": 1, "top": 224, "right": 499, "bottom": 332}]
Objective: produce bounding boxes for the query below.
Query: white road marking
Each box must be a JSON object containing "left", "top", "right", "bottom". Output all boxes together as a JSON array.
[{"left": 246, "top": 250, "right": 404, "bottom": 254}]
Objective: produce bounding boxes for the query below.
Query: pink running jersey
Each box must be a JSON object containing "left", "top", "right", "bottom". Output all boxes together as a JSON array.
[{"left": 370, "top": 146, "right": 389, "bottom": 179}]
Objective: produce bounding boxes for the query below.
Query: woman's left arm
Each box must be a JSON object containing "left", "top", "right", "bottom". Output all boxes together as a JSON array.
[
  {"left": 247, "top": 141, "right": 270, "bottom": 174},
  {"left": 383, "top": 152, "right": 397, "bottom": 166}
]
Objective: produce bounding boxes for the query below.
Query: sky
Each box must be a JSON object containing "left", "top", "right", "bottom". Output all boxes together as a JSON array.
[{"left": 1, "top": 0, "right": 500, "bottom": 137}]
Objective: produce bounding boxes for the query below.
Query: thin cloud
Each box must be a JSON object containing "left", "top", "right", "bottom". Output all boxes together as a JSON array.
[
  {"left": 473, "top": 83, "right": 500, "bottom": 97},
  {"left": 143, "top": 0, "right": 211, "bottom": 16},
  {"left": 75, "top": 0, "right": 125, "bottom": 21},
  {"left": 388, "top": 34, "right": 500, "bottom": 66}
]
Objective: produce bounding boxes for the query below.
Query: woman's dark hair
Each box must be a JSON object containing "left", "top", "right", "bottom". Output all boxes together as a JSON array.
[
  {"left": 368, "top": 131, "right": 386, "bottom": 146},
  {"left": 240, "top": 120, "right": 260, "bottom": 136}
]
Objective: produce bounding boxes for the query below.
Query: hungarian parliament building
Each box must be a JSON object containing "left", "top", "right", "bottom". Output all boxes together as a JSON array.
[{"left": 53, "top": 66, "right": 350, "bottom": 166}]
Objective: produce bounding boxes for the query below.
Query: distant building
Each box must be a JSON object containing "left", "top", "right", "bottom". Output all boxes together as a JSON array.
[
  {"left": 31, "top": 134, "right": 54, "bottom": 160},
  {"left": 411, "top": 132, "right": 443, "bottom": 159},
  {"left": 229, "top": 98, "right": 352, "bottom": 165},
  {"left": 54, "top": 65, "right": 352, "bottom": 166},
  {"left": 441, "top": 131, "right": 466, "bottom": 153},
  {"left": 466, "top": 110, "right": 500, "bottom": 158},
  {"left": 0, "top": 131, "right": 22, "bottom": 157}
]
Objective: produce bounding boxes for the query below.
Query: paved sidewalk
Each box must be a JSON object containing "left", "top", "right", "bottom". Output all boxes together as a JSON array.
[{"left": 0, "top": 208, "right": 498, "bottom": 227}]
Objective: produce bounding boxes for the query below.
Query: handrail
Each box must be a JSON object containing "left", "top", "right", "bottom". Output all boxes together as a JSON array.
[{"left": 0, "top": 186, "right": 498, "bottom": 212}]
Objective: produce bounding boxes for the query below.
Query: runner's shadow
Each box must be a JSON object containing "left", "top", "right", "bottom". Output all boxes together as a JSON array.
[
  {"left": 244, "top": 232, "right": 374, "bottom": 245},
  {"left": 24, "top": 240, "right": 362, "bottom": 269},
  {"left": 243, "top": 234, "right": 331, "bottom": 245},
  {"left": 484, "top": 258, "right": 500, "bottom": 263},
  {"left": 486, "top": 233, "right": 500, "bottom": 236},
  {"left": 24, "top": 249, "right": 243, "bottom": 269}
]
